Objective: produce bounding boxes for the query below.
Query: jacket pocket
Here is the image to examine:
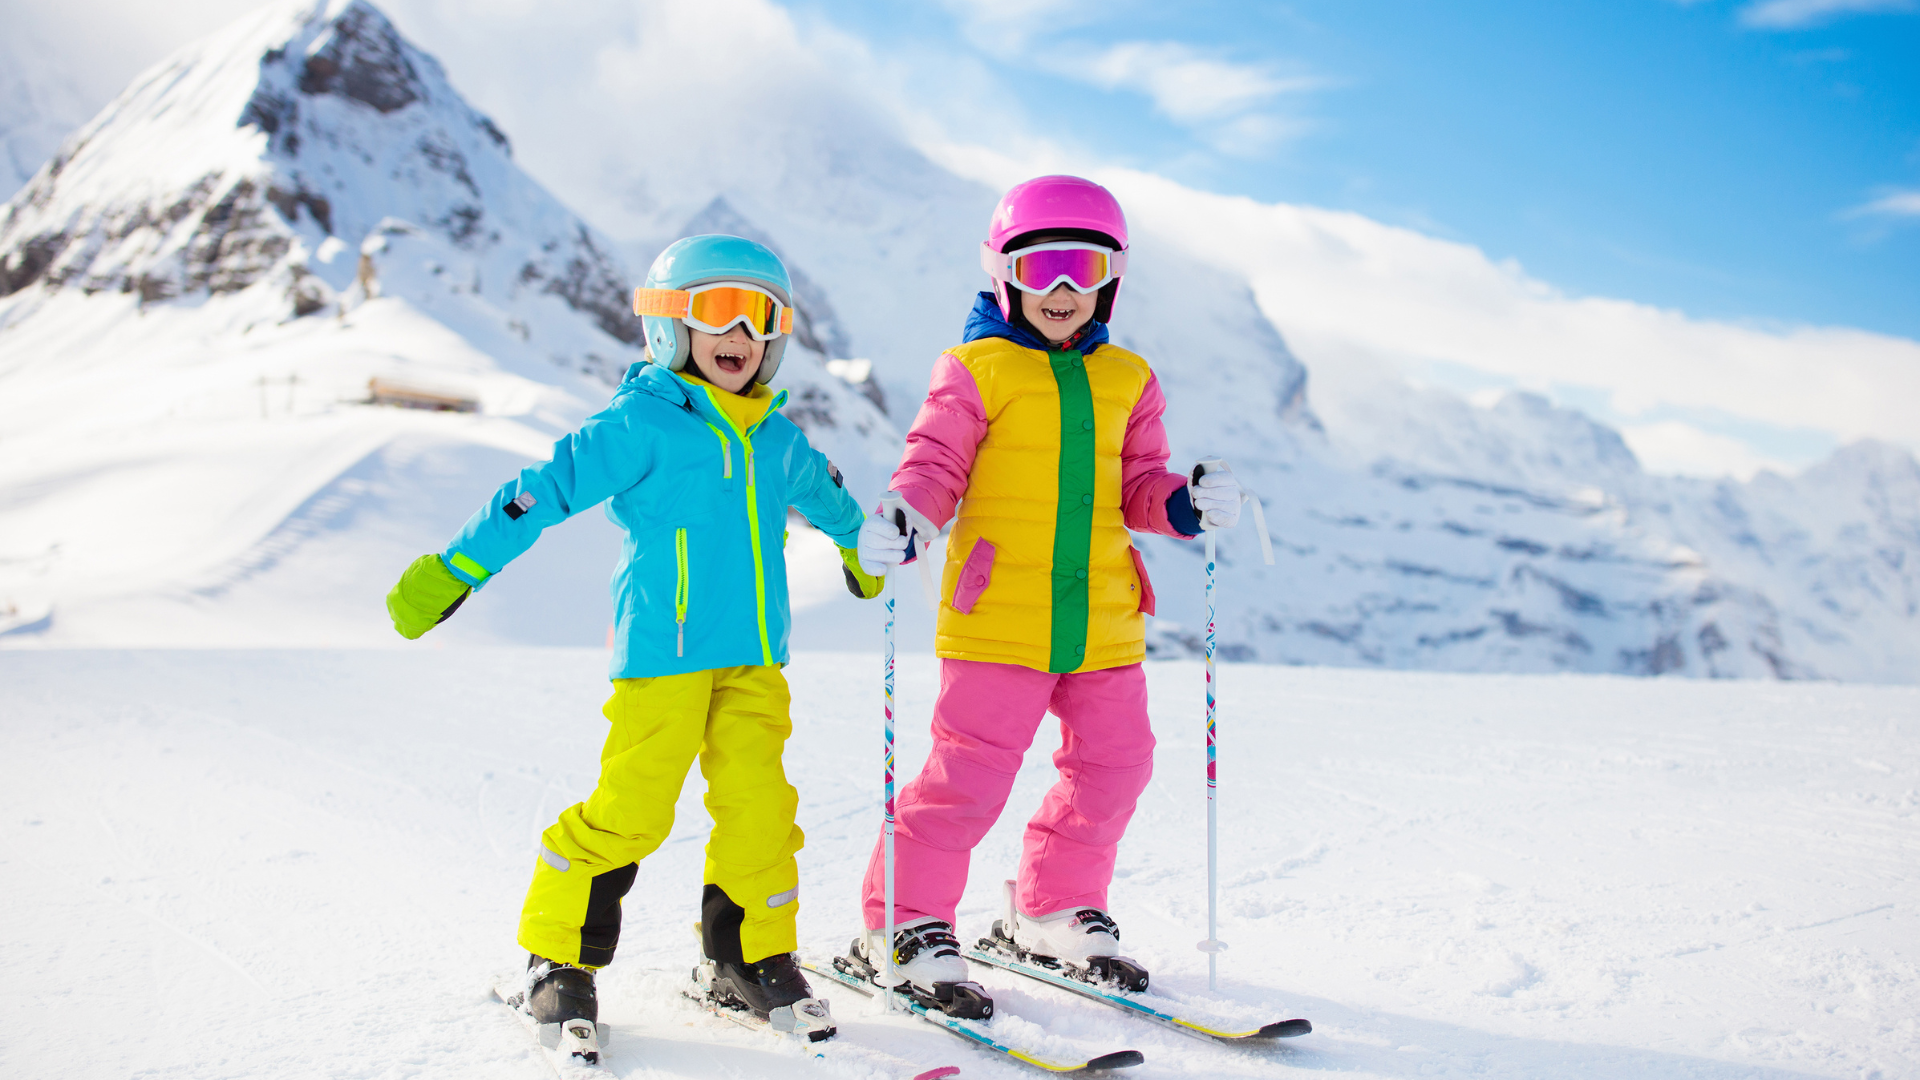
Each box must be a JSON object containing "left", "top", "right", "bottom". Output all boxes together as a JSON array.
[
  {"left": 1129, "top": 546, "right": 1156, "bottom": 616},
  {"left": 951, "top": 538, "right": 996, "bottom": 614},
  {"left": 674, "top": 527, "right": 690, "bottom": 656}
]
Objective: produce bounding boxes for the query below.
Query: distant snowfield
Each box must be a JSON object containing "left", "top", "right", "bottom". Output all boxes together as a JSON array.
[{"left": 3, "top": 649, "right": 1913, "bottom": 1079}]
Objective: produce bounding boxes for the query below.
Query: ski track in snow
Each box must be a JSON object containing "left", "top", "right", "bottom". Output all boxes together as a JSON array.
[{"left": 2, "top": 648, "right": 1915, "bottom": 1078}]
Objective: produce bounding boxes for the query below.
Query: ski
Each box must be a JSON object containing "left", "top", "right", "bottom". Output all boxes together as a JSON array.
[
  {"left": 965, "top": 934, "right": 1312, "bottom": 1045},
  {"left": 492, "top": 976, "right": 612, "bottom": 1073},
  {"left": 685, "top": 959, "right": 838, "bottom": 1044},
  {"left": 801, "top": 957, "right": 1145, "bottom": 1074}
]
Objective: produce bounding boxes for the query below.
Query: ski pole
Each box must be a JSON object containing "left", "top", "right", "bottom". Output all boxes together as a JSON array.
[
  {"left": 1199, "top": 522, "right": 1225, "bottom": 991},
  {"left": 1192, "top": 460, "right": 1227, "bottom": 990},
  {"left": 1190, "top": 459, "right": 1274, "bottom": 992},
  {"left": 880, "top": 508, "right": 906, "bottom": 1009}
]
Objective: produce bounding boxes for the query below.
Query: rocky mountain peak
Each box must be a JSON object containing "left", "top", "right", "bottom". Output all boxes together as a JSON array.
[
  {"left": 0, "top": 0, "right": 620, "bottom": 352},
  {"left": 293, "top": 2, "right": 425, "bottom": 116}
]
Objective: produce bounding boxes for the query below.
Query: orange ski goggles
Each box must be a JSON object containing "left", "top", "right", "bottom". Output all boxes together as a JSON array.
[{"left": 632, "top": 282, "right": 794, "bottom": 340}]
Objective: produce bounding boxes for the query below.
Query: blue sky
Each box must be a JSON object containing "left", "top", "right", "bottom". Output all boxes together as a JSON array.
[{"left": 801, "top": 0, "right": 1920, "bottom": 341}]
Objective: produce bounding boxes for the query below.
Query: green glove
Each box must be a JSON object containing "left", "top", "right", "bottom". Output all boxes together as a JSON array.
[
  {"left": 387, "top": 553, "right": 473, "bottom": 639},
  {"left": 839, "top": 545, "right": 885, "bottom": 599}
]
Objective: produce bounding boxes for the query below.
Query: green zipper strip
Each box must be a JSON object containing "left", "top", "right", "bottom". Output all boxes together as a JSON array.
[
  {"left": 674, "top": 527, "right": 689, "bottom": 657},
  {"left": 1047, "top": 349, "right": 1096, "bottom": 674},
  {"left": 705, "top": 425, "right": 732, "bottom": 478}
]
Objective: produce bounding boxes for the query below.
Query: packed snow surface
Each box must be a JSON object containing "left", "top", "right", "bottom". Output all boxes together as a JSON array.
[{"left": 3, "top": 647, "right": 1914, "bottom": 1079}]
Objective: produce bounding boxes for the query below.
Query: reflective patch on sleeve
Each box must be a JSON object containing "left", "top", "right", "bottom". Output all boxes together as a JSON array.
[
  {"left": 503, "top": 491, "right": 538, "bottom": 520},
  {"left": 541, "top": 844, "right": 571, "bottom": 872},
  {"left": 826, "top": 461, "right": 843, "bottom": 488},
  {"left": 449, "top": 550, "right": 491, "bottom": 583},
  {"left": 766, "top": 886, "right": 798, "bottom": 908}
]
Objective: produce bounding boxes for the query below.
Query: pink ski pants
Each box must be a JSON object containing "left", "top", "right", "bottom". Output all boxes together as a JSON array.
[{"left": 861, "top": 658, "right": 1155, "bottom": 928}]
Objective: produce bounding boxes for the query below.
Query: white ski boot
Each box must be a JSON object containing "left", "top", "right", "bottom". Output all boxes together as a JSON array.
[
  {"left": 986, "top": 880, "right": 1150, "bottom": 992},
  {"left": 841, "top": 916, "right": 992, "bottom": 1019}
]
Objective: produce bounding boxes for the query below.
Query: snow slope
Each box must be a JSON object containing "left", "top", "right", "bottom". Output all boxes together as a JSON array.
[
  {"left": 2, "top": 647, "right": 1914, "bottom": 1078},
  {"left": 0, "top": 0, "right": 1914, "bottom": 681}
]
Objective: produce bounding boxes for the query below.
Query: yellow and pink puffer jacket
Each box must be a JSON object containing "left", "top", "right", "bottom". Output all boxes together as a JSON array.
[{"left": 892, "top": 294, "right": 1200, "bottom": 674}]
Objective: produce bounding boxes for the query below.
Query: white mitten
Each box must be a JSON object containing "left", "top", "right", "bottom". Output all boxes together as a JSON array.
[
  {"left": 856, "top": 512, "right": 910, "bottom": 576},
  {"left": 1190, "top": 463, "right": 1243, "bottom": 530}
]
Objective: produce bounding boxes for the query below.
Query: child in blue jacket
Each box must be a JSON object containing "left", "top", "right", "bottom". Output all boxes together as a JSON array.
[{"left": 386, "top": 235, "right": 878, "bottom": 1051}]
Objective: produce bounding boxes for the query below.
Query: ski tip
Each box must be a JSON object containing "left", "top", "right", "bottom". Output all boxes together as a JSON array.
[
  {"left": 1256, "top": 1018, "right": 1313, "bottom": 1038},
  {"left": 912, "top": 1069, "right": 962, "bottom": 1080},
  {"left": 1082, "top": 1050, "right": 1146, "bottom": 1071}
]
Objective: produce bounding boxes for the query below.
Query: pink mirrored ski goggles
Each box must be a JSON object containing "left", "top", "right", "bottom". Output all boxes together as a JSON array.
[{"left": 981, "top": 241, "right": 1128, "bottom": 295}]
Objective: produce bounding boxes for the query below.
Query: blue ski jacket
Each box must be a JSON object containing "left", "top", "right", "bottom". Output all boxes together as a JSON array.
[{"left": 441, "top": 361, "right": 866, "bottom": 679}]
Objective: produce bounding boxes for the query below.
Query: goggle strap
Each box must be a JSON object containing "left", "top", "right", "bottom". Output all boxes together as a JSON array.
[
  {"left": 979, "top": 240, "right": 1004, "bottom": 280},
  {"left": 632, "top": 288, "right": 690, "bottom": 318}
]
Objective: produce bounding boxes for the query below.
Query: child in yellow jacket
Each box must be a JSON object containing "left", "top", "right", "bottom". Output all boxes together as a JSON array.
[{"left": 844, "top": 176, "right": 1248, "bottom": 1011}]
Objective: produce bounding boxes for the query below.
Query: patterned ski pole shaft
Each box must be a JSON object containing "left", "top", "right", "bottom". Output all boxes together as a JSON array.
[
  {"left": 1194, "top": 460, "right": 1228, "bottom": 991},
  {"left": 881, "top": 508, "right": 905, "bottom": 1007}
]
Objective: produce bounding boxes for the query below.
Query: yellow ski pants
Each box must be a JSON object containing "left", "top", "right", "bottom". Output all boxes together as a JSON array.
[{"left": 516, "top": 665, "right": 803, "bottom": 967}]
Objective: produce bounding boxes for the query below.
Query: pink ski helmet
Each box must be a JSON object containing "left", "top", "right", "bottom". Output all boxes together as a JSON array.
[{"left": 982, "top": 175, "right": 1130, "bottom": 323}]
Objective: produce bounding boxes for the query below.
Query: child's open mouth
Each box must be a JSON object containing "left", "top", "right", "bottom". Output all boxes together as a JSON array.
[
  {"left": 1041, "top": 305, "right": 1076, "bottom": 322},
  {"left": 714, "top": 348, "right": 748, "bottom": 374}
]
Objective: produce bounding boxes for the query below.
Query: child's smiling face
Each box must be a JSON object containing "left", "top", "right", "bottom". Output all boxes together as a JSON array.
[
  {"left": 1019, "top": 282, "right": 1096, "bottom": 344},
  {"left": 687, "top": 324, "right": 765, "bottom": 393}
]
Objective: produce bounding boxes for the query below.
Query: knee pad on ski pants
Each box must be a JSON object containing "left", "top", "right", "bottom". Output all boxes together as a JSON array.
[{"left": 517, "top": 666, "right": 803, "bottom": 967}]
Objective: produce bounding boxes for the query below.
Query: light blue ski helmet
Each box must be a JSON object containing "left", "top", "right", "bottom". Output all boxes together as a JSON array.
[{"left": 639, "top": 234, "right": 795, "bottom": 384}]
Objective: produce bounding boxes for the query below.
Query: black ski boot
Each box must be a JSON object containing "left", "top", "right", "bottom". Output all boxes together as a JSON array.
[
  {"left": 510, "top": 954, "right": 608, "bottom": 1064},
  {"left": 695, "top": 884, "right": 836, "bottom": 1041},
  {"left": 708, "top": 953, "right": 810, "bottom": 1017},
  {"left": 526, "top": 954, "right": 598, "bottom": 1024}
]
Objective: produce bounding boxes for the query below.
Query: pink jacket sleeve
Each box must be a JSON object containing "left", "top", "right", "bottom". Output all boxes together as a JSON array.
[
  {"left": 1122, "top": 372, "right": 1194, "bottom": 537},
  {"left": 890, "top": 351, "right": 987, "bottom": 528}
]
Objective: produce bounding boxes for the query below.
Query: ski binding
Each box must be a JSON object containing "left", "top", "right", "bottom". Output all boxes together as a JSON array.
[
  {"left": 803, "top": 955, "right": 1144, "bottom": 1073},
  {"left": 689, "top": 958, "right": 837, "bottom": 1043},
  {"left": 831, "top": 937, "right": 995, "bottom": 1020},
  {"left": 493, "top": 977, "right": 612, "bottom": 1068}
]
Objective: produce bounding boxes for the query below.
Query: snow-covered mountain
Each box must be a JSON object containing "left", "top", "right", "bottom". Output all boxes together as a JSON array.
[
  {"left": 0, "top": 0, "right": 898, "bottom": 646},
  {"left": 1, "top": 0, "right": 1914, "bottom": 682}
]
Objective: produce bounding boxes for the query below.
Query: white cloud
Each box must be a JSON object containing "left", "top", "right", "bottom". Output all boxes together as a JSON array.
[
  {"left": 1618, "top": 421, "right": 1796, "bottom": 480},
  {"left": 1083, "top": 42, "right": 1318, "bottom": 124},
  {"left": 1740, "top": 0, "right": 1915, "bottom": 28},
  {"left": 1063, "top": 41, "right": 1322, "bottom": 157},
  {"left": 933, "top": 0, "right": 1096, "bottom": 50},
  {"left": 1852, "top": 189, "right": 1920, "bottom": 218}
]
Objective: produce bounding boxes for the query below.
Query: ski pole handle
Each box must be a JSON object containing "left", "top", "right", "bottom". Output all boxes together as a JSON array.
[
  {"left": 1191, "top": 458, "right": 1275, "bottom": 565},
  {"left": 1191, "top": 458, "right": 1228, "bottom": 531},
  {"left": 878, "top": 493, "right": 940, "bottom": 610}
]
